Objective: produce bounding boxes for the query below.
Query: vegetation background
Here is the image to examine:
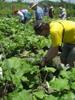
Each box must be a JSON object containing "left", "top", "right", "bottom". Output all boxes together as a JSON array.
[
  {"left": 0, "top": 0, "right": 75, "bottom": 100},
  {"left": 0, "top": 0, "right": 75, "bottom": 19}
]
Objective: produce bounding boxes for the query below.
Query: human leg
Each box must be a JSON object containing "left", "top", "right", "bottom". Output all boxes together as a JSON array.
[
  {"left": 60, "top": 44, "right": 70, "bottom": 65},
  {"left": 67, "top": 44, "right": 75, "bottom": 67}
]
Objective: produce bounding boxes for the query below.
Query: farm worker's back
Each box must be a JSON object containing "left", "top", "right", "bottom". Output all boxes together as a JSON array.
[
  {"left": 34, "top": 20, "right": 75, "bottom": 66},
  {"left": 35, "top": 6, "right": 44, "bottom": 20},
  {"left": 50, "top": 20, "right": 75, "bottom": 47}
]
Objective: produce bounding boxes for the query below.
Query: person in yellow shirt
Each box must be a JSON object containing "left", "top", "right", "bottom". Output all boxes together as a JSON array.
[{"left": 34, "top": 20, "right": 75, "bottom": 67}]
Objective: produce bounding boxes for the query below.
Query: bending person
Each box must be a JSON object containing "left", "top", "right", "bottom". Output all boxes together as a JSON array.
[
  {"left": 34, "top": 20, "right": 75, "bottom": 67},
  {"left": 14, "top": 9, "right": 32, "bottom": 23}
]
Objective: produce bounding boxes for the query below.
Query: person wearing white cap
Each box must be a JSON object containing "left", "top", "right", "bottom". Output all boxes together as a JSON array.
[
  {"left": 31, "top": 3, "right": 44, "bottom": 23},
  {"left": 59, "top": 6, "right": 67, "bottom": 20}
]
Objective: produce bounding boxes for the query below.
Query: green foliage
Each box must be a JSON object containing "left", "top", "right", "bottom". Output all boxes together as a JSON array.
[
  {"left": 0, "top": 1, "right": 75, "bottom": 18},
  {"left": 59, "top": 70, "right": 70, "bottom": 79},
  {"left": 0, "top": 17, "right": 75, "bottom": 100},
  {"left": 60, "top": 92, "right": 75, "bottom": 100},
  {"left": 49, "top": 78, "right": 69, "bottom": 91},
  {"left": 0, "top": 2, "right": 28, "bottom": 16},
  {"left": 6, "top": 90, "right": 32, "bottom": 100},
  {"left": 33, "top": 90, "right": 45, "bottom": 99},
  {"left": 44, "top": 95, "right": 58, "bottom": 100}
]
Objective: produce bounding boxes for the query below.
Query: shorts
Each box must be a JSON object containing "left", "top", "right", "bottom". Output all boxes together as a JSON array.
[{"left": 60, "top": 43, "right": 75, "bottom": 66}]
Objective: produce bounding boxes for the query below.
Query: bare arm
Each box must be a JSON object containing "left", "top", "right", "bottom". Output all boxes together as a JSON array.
[
  {"left": 41, "top": 46, "right": 59, "bottom": 66},
  {"left": 45, "top": 46, "right": 59, "bottom": 61}
]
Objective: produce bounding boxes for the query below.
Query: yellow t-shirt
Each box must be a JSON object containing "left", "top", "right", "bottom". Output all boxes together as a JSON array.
[{"left": 49, "top": 20, "right": 75, "bottom": 47}]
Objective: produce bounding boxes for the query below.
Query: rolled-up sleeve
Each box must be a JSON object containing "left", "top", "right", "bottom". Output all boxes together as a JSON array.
[{"left": 50, "top": 22, "right": 63, "bottom": 47}]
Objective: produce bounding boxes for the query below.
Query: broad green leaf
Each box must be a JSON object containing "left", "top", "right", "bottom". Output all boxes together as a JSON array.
[
  {"left": 49, "top": 78, "right": 69, "bottom": 91},
  {"left": 42, "top": 67, "right": 56, "bottom": 73},
  {"left": 60, "top": 92, "right": 75, "bottom": 100},
  {"left": 69, "top": 68, "right": 75, "bottom": 81},
  {"left": 59, "top": 70, "right": 70, "bottom": 79},
  {"left": 70, "top": 82, "right": 75, "bottom": 90},
  {"left": 32, "top": 96, "right": 37, "bottom": 100},
  {"left": 33, "top": 90, "right": 45, "bottom": 99},
  {"left": 7, "top": 90, "right": 32, "bottom": 100},
  {"left": 44, "top": 95, "right": 58, "bottom": 100}
]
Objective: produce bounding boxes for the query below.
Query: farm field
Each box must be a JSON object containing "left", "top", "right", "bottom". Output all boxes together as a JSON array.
[
  {"left": 0, "top": 1, "right": 75, "bottom": 100},
  {"left": 0, "top": 16, "right": 75, "bottom": 100}
]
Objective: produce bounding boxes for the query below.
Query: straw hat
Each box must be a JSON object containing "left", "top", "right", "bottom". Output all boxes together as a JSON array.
[
  {"left": 31, "top": 3, "right": 37, "bottom": 9},
  {"left": 50, "top": 6, "right": 53, "bottom": 9}
]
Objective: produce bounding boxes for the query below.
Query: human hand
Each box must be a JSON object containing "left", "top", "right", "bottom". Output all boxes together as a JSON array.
[{"left": 40, "top": 57, "right": 47, "bottom": 67}]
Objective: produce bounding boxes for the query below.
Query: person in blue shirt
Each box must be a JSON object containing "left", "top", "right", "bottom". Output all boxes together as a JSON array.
[{"left": 31, "top": 3, "right": 44, "bottom": 23}]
